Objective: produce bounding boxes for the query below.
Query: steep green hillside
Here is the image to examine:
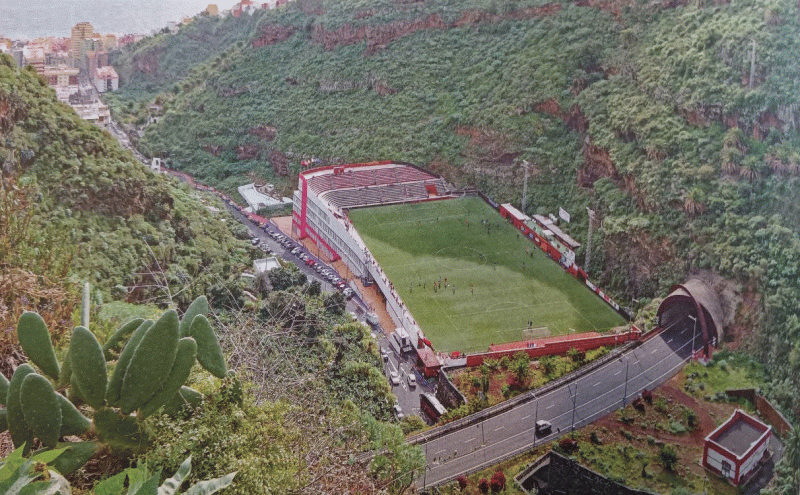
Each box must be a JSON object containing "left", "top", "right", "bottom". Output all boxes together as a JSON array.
[
  {"left": 109, "top": 0, "right": 800, "bottom": 433},
  {"left": 1, "top": 55, "right": 423, "bottom": 494},
  {"left": 0, "top": 55, "right": 251, "bottom": 335}
]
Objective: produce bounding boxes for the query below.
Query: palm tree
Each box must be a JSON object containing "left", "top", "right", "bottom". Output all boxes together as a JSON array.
[
  {"left": 738, "top": 156, "right": 761, "bottom": 183},
  {"left": 683, "top": 188, "right": 706, "bottom": 217},
  {"left": 723, "top": 127, "right": 744, "bottom": 150},
  {"left": 767, "top": 153, "right": 789, "bottom": 176}
]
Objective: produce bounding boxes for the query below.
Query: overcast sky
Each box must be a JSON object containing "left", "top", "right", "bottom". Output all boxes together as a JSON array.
[{"left": 1, "top": 0, "right": 238, "bottom": 40}]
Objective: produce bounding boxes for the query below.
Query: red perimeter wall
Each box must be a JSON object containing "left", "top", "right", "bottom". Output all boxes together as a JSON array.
[{"left": 465, "top": 327, "right": 640, "bottom": 366}]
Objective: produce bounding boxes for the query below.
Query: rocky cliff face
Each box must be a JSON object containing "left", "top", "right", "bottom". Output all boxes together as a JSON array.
[{"left": 306, "top": 3, "right": 561, "bottom": 55}]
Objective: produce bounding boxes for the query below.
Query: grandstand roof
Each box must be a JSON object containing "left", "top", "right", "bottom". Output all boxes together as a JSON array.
[
  {"left": 300, "top": 161, "right": 449, "bottom": 210},
  {"left": 531, "top": 214, "right": 581, "bottom": 249}
]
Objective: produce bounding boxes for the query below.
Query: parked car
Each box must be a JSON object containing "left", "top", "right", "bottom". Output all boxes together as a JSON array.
[
  {"left": 343, "top": 288, "right": 354, "bottom": 299},
  {"left": 290, "top": 247, "right": 301, "bottom": 255},
  {"left": 389, "top": 371, "right": 400, "bottom": 386},
  {"left": 251, "top": 238, "right": 260, "bottom": 245},
  {"left": 381, "top": 348, "right": 389, "bottom": 361},
  {"left": 305, "top": 258, "right": 316, "bottom": 266},
  {"left": 407, "top": 374, "right": 416, "bottom": 387},
  {"left": 393, "top": 404, "right": 404, "bottom": 420}
]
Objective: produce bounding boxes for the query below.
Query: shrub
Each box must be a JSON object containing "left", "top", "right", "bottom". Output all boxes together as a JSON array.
[
  {"left": 457, "top": 475, "right": 468, "bottom": 491},
  {"left": 667, "top": 421, "right": 687, "bottom": 434},
  {"left": 490, "top": 470, "right": 506, "bottom": 492},
  {"left": 478, "top": 477, "right": 490, "bottom": 494},
  {"left": 659, "top": 444, "right": 679, "bottom": 471},
  {"left": 685, "top": 409, "right": 699, "bottom": 429},
  {"left": 400, "top": 415, "right": 426, "bottom": 435}
]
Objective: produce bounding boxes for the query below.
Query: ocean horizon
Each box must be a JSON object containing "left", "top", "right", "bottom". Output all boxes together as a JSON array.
[{"left": 1, "top": 0, "right": 237, "bottom": 40}]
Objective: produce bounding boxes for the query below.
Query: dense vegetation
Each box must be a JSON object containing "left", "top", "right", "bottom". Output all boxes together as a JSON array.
[
  {"left": 107, "top": 0, "right": 800, "bottom": 490},
  {"left": 0, "top": 53, "right": 423, "bottom": 493},
  {"left": 0, "top": 53, "right": 252, "bottom": 340}
]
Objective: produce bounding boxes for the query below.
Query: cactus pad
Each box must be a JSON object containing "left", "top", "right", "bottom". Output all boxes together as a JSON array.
[
  {"left": 55, "top": 392, "right": 90, "bottom": 437},
  {"left": 139, "top": 337, "right": 197, "bottom": 418},
  {"left": 17, "top": 312, "right": 60, "bottom": 381},
  {"left": 6, "top": 364, "right": 36, "bottom": 453},
  {"left": 189, "top": 315, "right": 228, "bottom": 378},
  {"left": 102, "top": 318, "right": 144, "bottom": 360},
  {"left": 106, "top": 319, "right": 152, "bottom": 406},
  {"left": 69, "top": 326, "right": 108, "bottom": 409},
  {"left": 119, "top": 309, "right": 180, "bottom": 414},
  {"left": 20, "top": 373, "right": 62, "bottom": 449},
  {"left": 0, "top": 372, "right": 8, "bottom": 406},
  {"left": 179, "top": 295, "right": 209, "bottom": 337}
]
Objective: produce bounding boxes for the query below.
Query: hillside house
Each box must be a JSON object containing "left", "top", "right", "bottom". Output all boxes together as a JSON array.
[{"left": 703, "top": 409, "right": 772, "bottom": 485}]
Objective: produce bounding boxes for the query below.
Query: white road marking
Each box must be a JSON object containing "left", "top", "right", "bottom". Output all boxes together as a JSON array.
[
  {"left": 521, "top": 414, "right": 532, "bottom": 420},
  {"left": 546, "top": 403, "right": 555, "bottom": 410},
  {"left": 651, "top": 348, "right": 658, "bottom": 354},
  {"left": 493, "top": 426, "right": 504, "bottom": 433},
  {"left": 614, "top": 370, "right": 622, "bottom": 376},
  {"left": 593, "top": 381, "right": 602, "bottom": 387},
  {"left": 465, "top": 436, "right": 477, "bottom": 443}
]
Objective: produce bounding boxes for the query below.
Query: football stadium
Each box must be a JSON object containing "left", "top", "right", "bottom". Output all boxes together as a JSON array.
[{"left": 291, "top": 161, "right": 629, "bottom": 366}]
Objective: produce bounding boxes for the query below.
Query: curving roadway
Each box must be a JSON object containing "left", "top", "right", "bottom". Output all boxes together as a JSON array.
[{"left": 415, "top": 316, "right": 701, "bottom": 489}]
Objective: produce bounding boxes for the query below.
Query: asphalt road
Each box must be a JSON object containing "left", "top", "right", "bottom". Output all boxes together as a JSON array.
[{"left": 415, "top": 317, "right": 701, "bottom": 489}]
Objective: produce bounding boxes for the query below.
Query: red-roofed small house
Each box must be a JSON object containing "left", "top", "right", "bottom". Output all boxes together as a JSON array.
[{"left": 703, "top": 409, "right": 772, "bottom": 485}]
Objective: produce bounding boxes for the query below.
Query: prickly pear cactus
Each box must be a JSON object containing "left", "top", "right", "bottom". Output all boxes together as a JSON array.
[
  {"left": 55, "top": 393, "right": 90, "bottom": 437},
  {"left": 17, "top": 312, "right": 60, "bottom": 381},
  {"left": 180, "top": 295, "right": 209, "bottom": 337},
  {"left": 20, "top": 373, "right": 62, "bottom": 449},
  {"left": 189, "top": 315, "right": 228, "bottom": 378},
  {"left": 69, "top": 326, "right": 107, "bottom": 409},
  {"left": 6, "top": 364, "right": 36, "bottom": 454},
  {"left": 118, "top": 309, "right": 179, "bottom": 414},
  {"left": 102, "top": 318, "right": 144, "bottom": 360},
  {"left": 139, "top": 337, "right": 197, "bottom": 419},
  {"left": 106, "top": 320, "right": 152, "bottom": 406}
]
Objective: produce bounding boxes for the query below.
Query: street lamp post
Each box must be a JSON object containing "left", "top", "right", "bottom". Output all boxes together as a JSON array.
[
  {"left": 570, "top": 383, "right": 578, "bottom": 432},
  {"left": 533, "top": 398, "right": 539, "bottom": 448},
  {"left": 621, "top": 356, "right": 629, "bottom": 405}
]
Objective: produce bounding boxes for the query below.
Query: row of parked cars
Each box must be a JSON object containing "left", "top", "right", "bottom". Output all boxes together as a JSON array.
[{"left": 260, "top": 228, "right": 354, "bottom": 298}]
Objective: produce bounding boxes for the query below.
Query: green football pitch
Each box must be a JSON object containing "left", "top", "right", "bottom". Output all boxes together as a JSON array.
[{"left": 347, "top": 196, "right": 626, "bottom": 353}]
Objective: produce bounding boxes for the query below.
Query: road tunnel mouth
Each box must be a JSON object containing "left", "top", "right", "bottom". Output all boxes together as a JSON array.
[{"left": 657, "top": 279, "right": 723, "bottom": 358}]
